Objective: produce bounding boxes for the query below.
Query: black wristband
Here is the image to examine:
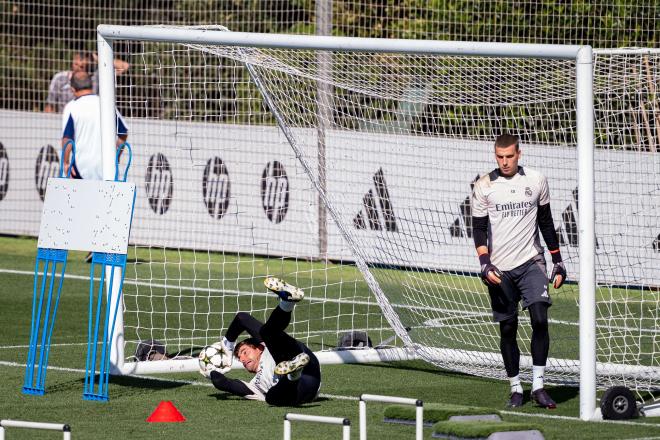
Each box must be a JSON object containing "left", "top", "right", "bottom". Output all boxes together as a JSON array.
[
  {"left": 550, "top": 250, "right": 562, "bottom": 264},
  {"left": 479, "top": 254, "right": 491, "bottom": 266}
]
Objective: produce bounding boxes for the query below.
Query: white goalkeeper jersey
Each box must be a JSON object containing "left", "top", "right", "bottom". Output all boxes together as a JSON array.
[
  {"left": 471, "top": 166, "right": 550, "bottom": 271},
  {"left": 243, "top": 348, "right": 278, "bottom": 400}
]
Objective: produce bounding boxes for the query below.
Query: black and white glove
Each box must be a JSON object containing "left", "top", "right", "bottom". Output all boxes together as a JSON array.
[
  {"left": 479, "top": 254, "right": 502, "bottom": 286},
  {"left": 549, "top": 250, "right": 567, "bottom": 289},
  {"left": 220, "top": 336, "right": 235, "bottom": 372},
  {"left": 199, "top": 339, "right": 234, "bottom": 378}
]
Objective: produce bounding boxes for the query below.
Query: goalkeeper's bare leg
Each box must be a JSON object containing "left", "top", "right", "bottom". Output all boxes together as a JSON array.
[{"left": 261, "top": 277, "right": 320, "bottom": 405}]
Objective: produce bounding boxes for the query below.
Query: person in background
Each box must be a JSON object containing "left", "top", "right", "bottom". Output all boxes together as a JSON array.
[{"left": 45, "top": 51, "right": 129, "bottom": 113}]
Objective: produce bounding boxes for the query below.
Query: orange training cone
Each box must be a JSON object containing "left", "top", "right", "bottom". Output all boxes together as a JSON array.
[{"left": 146, "top": 400, "right": 186, "bottom": 423}]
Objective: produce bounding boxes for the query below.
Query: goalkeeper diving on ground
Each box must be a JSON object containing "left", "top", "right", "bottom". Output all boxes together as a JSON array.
[{"left": 199, "top": 277, "right": 321, "bottom": 405}]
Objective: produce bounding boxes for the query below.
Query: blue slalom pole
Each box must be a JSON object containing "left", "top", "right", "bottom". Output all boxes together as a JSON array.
[
  {"left": 83, "top": 253, "right": 127, "bottom": 401},
  {"left": 23, "top": 248, "right": 68, "bottom": 395}
]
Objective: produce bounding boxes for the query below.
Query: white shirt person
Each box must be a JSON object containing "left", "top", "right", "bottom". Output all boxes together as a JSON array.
[{"left": 61, "top": 71, "right": 128, "bottom": 180}]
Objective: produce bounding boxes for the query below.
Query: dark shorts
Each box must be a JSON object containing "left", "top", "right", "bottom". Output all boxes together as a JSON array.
[
  {"left": 488, "top": 254, "right": 551, "bottom": 322},
  {"left": 265, "top": 343, "right": 321, "bottom": 406}
]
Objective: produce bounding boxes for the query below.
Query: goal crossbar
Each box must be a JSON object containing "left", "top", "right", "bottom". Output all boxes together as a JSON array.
[{"left": 97, "top": 25, "right": 584, "bottom": 59}]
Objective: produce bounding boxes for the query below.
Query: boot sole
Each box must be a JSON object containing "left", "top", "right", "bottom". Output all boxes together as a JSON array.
[
  {"left": 274, "top": 353, "right": 310, "bottom": 375},
  {"left": 264, "top": 277, "right": 304, "bottom": 302}
]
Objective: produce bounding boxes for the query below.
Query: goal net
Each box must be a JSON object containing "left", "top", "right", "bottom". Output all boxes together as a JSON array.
[{"left": 100, "top": 27, "right": 658, "bottom": 408}]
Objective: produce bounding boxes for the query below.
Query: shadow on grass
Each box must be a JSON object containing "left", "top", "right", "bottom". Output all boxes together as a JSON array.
[
  {"left": 41, "top": 377, "right": 84, "bottom": 394},
  {"left": 524, "top": 386, "right": 578, "bottom": 405},
  {"left": 107, "top": 374, "right": 188, "bottom": 390},
  {"left": 210, "top": 392, "right": 326, "bottom": 409},
  {"left": 343, "top": 360, "right": 580, "bottom": 406},
  {"left": 210, "top": 392, "right": 247, "bottom": 401},
  {"left": 346, "top": 360, "right": 481, "bottom": 379}
]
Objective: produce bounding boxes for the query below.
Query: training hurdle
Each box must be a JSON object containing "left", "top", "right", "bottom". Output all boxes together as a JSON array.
[
  {"left": 283, "top": 413, "right": 350, "bottom": 440},
  {"left": 359, "top": 394, "right": 423, "bottom": 440},
  {"left": 0, "top": 420, "right": 71, "bottom": 439}
]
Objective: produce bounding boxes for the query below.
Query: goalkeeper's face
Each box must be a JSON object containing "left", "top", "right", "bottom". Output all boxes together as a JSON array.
[
  {"left": 236, "top": 343, "right": 264, "bottom": 373},
  {"left": 494, "top": 143, "right": 521, "bottom": 177}
]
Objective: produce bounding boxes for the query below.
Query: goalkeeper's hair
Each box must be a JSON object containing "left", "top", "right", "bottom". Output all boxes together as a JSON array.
[
  {"left": 234, "top": 337, "right": 263, "bottom": 356},
  {"left": 494, "top": 134, "right": 520, "bottom": 151}
]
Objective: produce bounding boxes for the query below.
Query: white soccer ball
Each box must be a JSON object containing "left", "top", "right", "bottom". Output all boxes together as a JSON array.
[{"left": 198, "top": 342, "right": 232, "bottom": 377}]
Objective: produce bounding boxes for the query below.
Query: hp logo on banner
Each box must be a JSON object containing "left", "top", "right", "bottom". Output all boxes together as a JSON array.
[
  {"left": 35, "top": 145, "right": 59, "bottom": 201},
  {"left": 202, "top": 157, "right": 231, "bottom": 220},
  {"left": 145, "top": 153, "right": 173, "bottom": 215},
  {"left": 0, "top": 143, "right": 8, "bottom": 201},
  {"left": 261, "top": 161, "right": 289, "bottom": 223}
]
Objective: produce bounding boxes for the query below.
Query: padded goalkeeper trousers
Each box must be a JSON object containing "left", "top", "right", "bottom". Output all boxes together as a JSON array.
[{"left": 260, "top": 305, "right": 321, "bottom": 405}]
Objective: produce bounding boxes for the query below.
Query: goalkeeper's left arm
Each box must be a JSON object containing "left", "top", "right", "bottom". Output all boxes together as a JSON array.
[
  {"left": 209, "top": 371, "right": 253, "bottom": 397},
  {"left": 537, "top": 202, "right": 566, "bottom": 288}
]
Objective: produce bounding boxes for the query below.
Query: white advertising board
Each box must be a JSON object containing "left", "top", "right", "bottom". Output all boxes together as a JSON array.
[
  {"left": 38, "top": 179, "right": 135, "bottom": 253},
  {"left": 0, "top": 110, "right": 658, "bottom": 286}
]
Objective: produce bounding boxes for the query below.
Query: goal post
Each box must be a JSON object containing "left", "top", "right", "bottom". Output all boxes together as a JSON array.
[{"left": 94, "top": 25, "right": 659, "bottom": 422}]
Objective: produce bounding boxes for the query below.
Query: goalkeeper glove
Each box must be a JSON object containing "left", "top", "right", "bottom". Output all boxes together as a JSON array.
[
  {"left": 199, "top": 342, "right": 233, "bottom": 378},
  {"left": 219, "top": 337, "right": 234, "bottom": 374},
  {"left": 479, "top": 254, "right": 502, "bottom": 286},
  {"left": 549, "top": 250, "right": 567, "bottom": 289}
]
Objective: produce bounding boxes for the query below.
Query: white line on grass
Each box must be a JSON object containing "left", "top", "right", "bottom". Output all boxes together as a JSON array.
[
  {"left": 0, "top": 342, "right": 91, "bottom": 349},
  {"left": 0, "top": 268, "right": 576, "bottom": 325},
  {"left": 0, "top": 360, "right": 87, "bottom": 375},
  {"left": 1, "top": 360, "right": 658, "bottom": 428},
  {"left": 0, "top": 268, "right": 379, "bottom": 306},
  {"left": 0, "top": 359, "right": 353, "bottom": 401},
  {"left": 5, "top": 268, "right": 653, "bottom": 335}
]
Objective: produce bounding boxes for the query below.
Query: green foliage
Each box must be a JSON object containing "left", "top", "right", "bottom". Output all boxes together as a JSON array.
[
  {"left": 332, "top": 0, "right": 658, "bottom": 45},
  {"left": 1, "top": 1, "right": 658, "bottom": 112}
]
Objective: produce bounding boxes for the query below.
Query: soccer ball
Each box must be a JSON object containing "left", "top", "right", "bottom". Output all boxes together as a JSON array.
[{"left": 198, "top": 342, "right": 232, "bottom": 377}]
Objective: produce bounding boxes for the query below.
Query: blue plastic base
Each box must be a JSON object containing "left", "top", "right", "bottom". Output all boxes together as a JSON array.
[
  {"left": 22, "top": 387, "right": 45, "bottom": 396},
  {"left": 83, "top": 393, "right": 109, "bottom": 402}
]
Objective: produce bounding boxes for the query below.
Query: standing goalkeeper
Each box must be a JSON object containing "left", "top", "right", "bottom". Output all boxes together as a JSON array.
[
  {"left": 202, "top": 278, "right": 321, "bottom": 406},
  {"left": 471, "top": 134, "right": 566, "bottom": 409}
]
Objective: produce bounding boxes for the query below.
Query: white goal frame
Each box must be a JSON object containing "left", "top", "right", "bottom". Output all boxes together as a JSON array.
[{"left": 96, "top": 25, "right": 596, "bottom": 420}]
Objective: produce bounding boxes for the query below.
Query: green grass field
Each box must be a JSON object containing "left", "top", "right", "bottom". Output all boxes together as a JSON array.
[{"left": 1, "top": 236, "right": 659, "bottom": 439}]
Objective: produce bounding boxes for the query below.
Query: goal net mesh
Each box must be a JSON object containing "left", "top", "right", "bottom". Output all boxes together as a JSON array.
[{"left": 113, "top": 29, "right": 659, "bottom": 398}]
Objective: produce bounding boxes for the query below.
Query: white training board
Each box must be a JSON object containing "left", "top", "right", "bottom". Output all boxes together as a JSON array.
[{"left": 37, "top": 178, "right": 136, "bottom": 254}]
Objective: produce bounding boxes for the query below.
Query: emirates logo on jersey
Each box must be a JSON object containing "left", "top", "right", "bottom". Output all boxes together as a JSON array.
[{"left": 495, "top": 200, "right": 534, "bottom": 219}]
